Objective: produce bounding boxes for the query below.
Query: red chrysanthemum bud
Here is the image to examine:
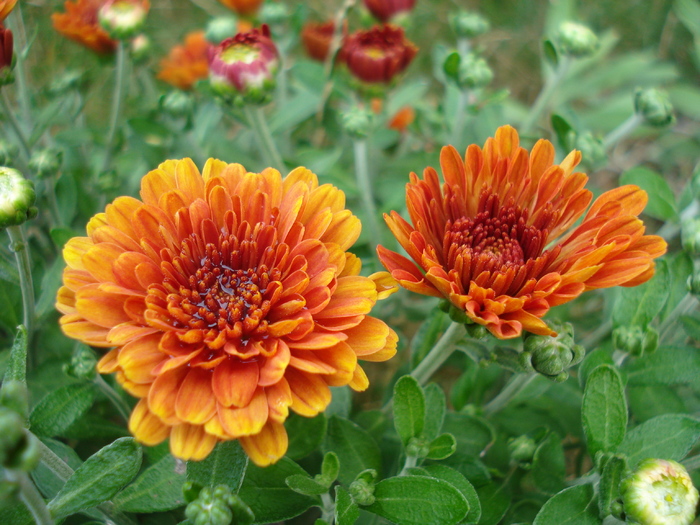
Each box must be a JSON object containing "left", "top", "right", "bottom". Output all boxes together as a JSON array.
[
  {"left": 364, "top": 0, "right": 415, "bottom": 23},
  {"left": 301, "top": 20, "right": 338, "bottom": 62},
  {"left": 341, "top": 25, "right": 417, "bottom": 84},
  {"left": 0, "top": 26, "right": 13, "bottom": 86},
  {"left": 208, "top": 25, "right": 280, "bottom": 104}
]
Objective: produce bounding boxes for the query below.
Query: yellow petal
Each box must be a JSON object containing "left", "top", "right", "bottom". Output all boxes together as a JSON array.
[
  {"left": 239, "top": 421, "right": 288, "bottom": 467},
  {"left": 170, "top": 423, "right": 218, "bottom": 461},
  {"left": 129, "top": 399, "right": 170, "bottom": 446}
]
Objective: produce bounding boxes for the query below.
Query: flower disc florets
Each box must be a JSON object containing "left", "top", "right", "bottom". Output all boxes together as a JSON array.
[
  {"left": 208, "top": 25, "right": 279, "bottom": 105},
  {"left": 378, "top": 125, "right": 667, "bottom": 339},
  {"left": 56, "top": 159, "right": 398, "bottom": 466}
]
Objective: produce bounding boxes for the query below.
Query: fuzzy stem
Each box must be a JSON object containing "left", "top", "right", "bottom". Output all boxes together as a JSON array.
[
  {"left": 483, "top": 373, "right": 536, "bottom": 415},
  {"left": 521, "top": 56, "right": 571, "bottom": 135},
  {"left": 352, "top": 138, "right": 381, "bottom": 259},
  {"left": 5, "top": 470, "right": 52, "bottom": 525},
  {"left": 603, "top": 113, "right": 644, "bottom": 150},
  {"left": 320, "top": 492, "right": 335, "bottom": 524},
  {"left": 243, "top": 105, "right": 285, "bottom": 173},
  {"left": 8, "top": 6, "right": 32, "bottom": 130},
  {"left": 7, "top": 225, "right": 34, "bottom": 337},
  {"left": 400, "top": 455, "right": 418, "bottom": 476},
  {"left": 0, "top": 89, "right": 31, "bottom": 159},
  {"left": 411, "top": 322, "right": 466, "bottom": 385},
  {"left": 93, "top": 374, "right": 131, "bottom": 423},
  {"left": 100, "top": 40, "right": 128, "bottom": 175}
]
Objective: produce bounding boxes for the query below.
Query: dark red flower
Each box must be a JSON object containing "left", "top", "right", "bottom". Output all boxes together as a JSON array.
[
  {"left": 364, "top": 0, "right": 415, "bottom": 23},
  {"left": 341, "top": 25, "right": 417, "bottom": 84},
  {"left": 0, "top": 26, "right": 12, "bottom": 70}
]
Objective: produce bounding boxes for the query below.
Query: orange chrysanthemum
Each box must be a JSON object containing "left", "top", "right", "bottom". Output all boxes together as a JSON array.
[
  {"left": 378, "top": 125, "right": 667, "bottom": 339},
  {"left": 157, "top": 31, "right": 210, "bottom": 91},
  {"left": 0, "top": 0, "right": 17, "bottom": 22},
  {"left": 56, "top": 159, "right": 398, "bottom": 466},
  {"left": 52, "top": 0, "right": 116, "bottom": 54}
]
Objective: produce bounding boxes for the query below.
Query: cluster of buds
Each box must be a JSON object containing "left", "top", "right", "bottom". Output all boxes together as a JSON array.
[
  {"left": 98, "top": 0, "right": 149, "bottom": 40},
  {"left": 520, "top": 321, "right": 585, "bottom": 382},
  {"left": 208, "top": 25, "right": 280, "bottom": 105},
  {"left": 612, "top": 324, "right": 659, "bottom": 357},
  {"left": 184, "top": 484, "right": 254, "bottom": 525},
  {"left": 443, "top": 51, "right": 494, "bottom": 90},
  {"left": 0, "top": 168, "right": 37, "bottom": 229}
]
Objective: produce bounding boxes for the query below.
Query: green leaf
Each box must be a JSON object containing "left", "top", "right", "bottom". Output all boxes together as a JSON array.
[
  {"left": 612, "top": 260, "right": 670, "bottom": 328},
  {"left": 625, "top": 345, "right": 700, "bottom": 386},
  {"left": 578, "top": 349, "right": 614, "bottom": 389},
  {"left": 619, "top": 167, "right": 677, "bottom": 221},
  {"left": 32, "top": 438, "right": 83, "bottom": 499},
  {"left": 326, "top": 386, "right": 352, "bottom": 419},
  {"left": 394, "top": 375, "right": 426, "bottom": 447},
  {"left": 617, "top": 414, "right": 700, "bottom": 467},
  {"left": 543, "top": 39, "right": 558, "bottom": 66},
  {"left": 285, "top": 474, "right": 329, "bottom": 496},
  {"left": 323, "top": 416, "right": 382, "bottom": 486},
  {"left": 30, "top": 383, "right": 97, "bottom": 437},
  {"left": 186, "top": 440, "right": 247, "bottom": 492},
  {"left": 321, "top": 452, "right": 340, "bottom": 485},
  {"left": 48, "top": 438, "right": 143, "bottom": 519},
  {"left": 286, "top": 413, "right": 327, "bottom": 460},
  {"left": 113, "top": 455, "right": 186, "bottom": 513},
  {"left": 426, "top": 433, "right": 457, "bottom": 460},
  {"left": 628, "top": 385, "right": 686, "bottom": 422},
  {"left": 35, "top": 256, "right": 66, "bottom": 319},
  {"left": 412, "top": 464, "right": 481, "bottom": 525},
  {"left": 581, "top": 365, "right": 627, "bottom": 458},
  {"left": 443, "top": 412, "right": 494, "bottom": 457},
  {"left": 365, "top": 476, "right": 468, "bottom": 525},
  {"left": 474, "top": 482, "right": 510, "bottom": 525},
  {"left": 533, "top": 485, "right": 601, "bottom": 525},
  {"left": 423, "top": 383, "right": 447, "bottom": 441},
  {"left": 334, "top": 485, "right": 359, "bottom": 525},
  {"left": 531, "top": 432, "right": 566, "bottom": 495},
  {"left": 598, "top": 455, "right": 627, "bottom": 518},
  {"left": 660, "top": 252, "right": 693, "bottom": 323},
  {"left": 551, "top": 114, "right": 574, "bottom": 151},
  {"left": 443, "top": 52, "right": 461, "bottom": 81},
  {"left": 680, "top": 314, "right": 700, "bottom": 340},
  {"left": 3, "top": 325, "right": 27, "bottom": 384},
  {"left": 239, "top": 458, "right": 319, "bottom": 524}
]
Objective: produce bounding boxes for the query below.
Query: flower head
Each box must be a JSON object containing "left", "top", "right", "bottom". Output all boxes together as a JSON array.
[
  {"left": 378, "top": 126, "right": 667, "bottom": 339},
  {"left": 56, "top": 159, "right": 397, "bottom": 466},
  {"left": 301, "top": 20, "right": 340, "bottom": 62},
  {"left": 208, "top": 25, "right": 279, "bottom": 104},
  {"left": 216, "top": 0, "right": 262, "bottom": 17},
  {"left": 52, "top": 0, "right": 117, "bottom": 54},
  {"left": 341, "top": 24, "right": 417, "bottom": 84},
  {"left": 363, "top": 0, "right": 415, "bottom": 23},
  {"left": 0, "top": 167, "right": 37, "bottom": 229},
  {"left": 621, "top": 459, "right": 699, "bottom": 525},
  {"left": 98, "top": 0, "right": 149, "bottom": 40},
  {"left": 0, "top": 26, "right": 13, "bottom": 86},
  {"left": 157, "top": 31, "right": 209, "bottom": 91},
  {"left": 0, "top": 0, "right": 17, "bottom": 22}
]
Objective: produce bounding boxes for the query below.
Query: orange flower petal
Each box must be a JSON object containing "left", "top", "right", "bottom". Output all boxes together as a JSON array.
[
  {"left": 213, "top": 358, "right": 260, "bottom": 407},
  {"left": 218, "top": 387, "right": 268, "bottom": 437},
  {"left": 175, "top": 368, "right": 217, "bottom": 425},
  {"left": 239, "top": 421, "right": 288, "bottom": 467},
  {"left": 170, "top": 423, "right": 218, "bottom": 461},
  {"left": 129, "top": 399, "right": 170, "bottom": 446}
]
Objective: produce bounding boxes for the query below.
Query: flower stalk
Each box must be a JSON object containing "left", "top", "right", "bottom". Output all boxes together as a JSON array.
[
  {"left": 243, "top": 105, "right": 285, "bottom": 173},
  {"left": 4, "top": 470, "right": 53, "bottom": 525},
  {"left": 352, "top": 138, "right": 381, "bottom": 258},
  {"left": 100, "top": 40, "right": 128, "bottom": 175},
  {"left": 320, "top": 492, "right": 335, "bottom": 524},
  {"left": 521, "top": 56, "right": 571, "bottom": 135},
  {"left": 8, "top": 6, "right": 32, "bottom": 130},
  {"left": 93, "top": 374, "right": 131, "bottom": 423},
  {"left": 7, "top": 225, "right": 34, "bottom": 336},
  {"left": 411, "top": 322, "right": 466, "bottom": 385},
  {"left": 603, "top": 112, "right": 644, "bottom": 150},
  {"left": 483, "top": 373, "right": 536, "bottom": 415},
  {"left": 0, "top": 89, "right": 31, "bottom": 160}
]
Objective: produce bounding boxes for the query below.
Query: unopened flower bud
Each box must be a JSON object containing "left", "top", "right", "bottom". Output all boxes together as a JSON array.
[
  {"left": 259, "top": 2, "right": 288, "bottom": 26},
  {"left": 575, "top": 131, "right": 607, "bottom": 168},
  {"left": 130, "top": 34, "right": 151, "bottom": 63},
  {"left": 508, "top": 435, "right": 537, "bottom": 467},
  {"left": 28, "top": 148, "right": 63, "bottom": 179},
  {"left": 363, "top": 0, "right": 415, "bottom": 24},
  {"left": 0, "top": 168, "right": 37, "bottom": 229},
  {"left": 634, "top": 88, "right": 675, "bottom": 127},
  {"left": 0, "top": 27, "right": 14, "bottom": 87},
  {"left": 208, "top": 25, "right": 280, "bottom": 105},
  {"left": 0, "top": 380, "right": 29, "bottom": 420},
  {"left": 98, "top": 0, "right": 149, "bottom": 40},
  {"left": 161, "top": 90, "right": 194, "bottom": 118},
  {"left": 556, "top": 22, "right": 599, "bottom": 58},
  {"left": 612, "top": 325, "right": 659, "bottom": 357},
  {"left": 0, "top": 140, "right": 19, "bottom": 166},
  {"left": 64, "top": 345, "right": 98, "bottom": 380},
  {"left": 185, "top": 484, "right": 254, "bottom": 525},
  {"left": 449, "top": 10, "right": 490, "bottom": 39},
  {"left": 341, "top": 106, "right": 374, "bottom": 139},
  {"left": 349, "top": 471, "right": 377, "bottom": 506},
  {"left": 621, "top": 459, "right": 698, "bottom": 525},
  {"left": 454, "top": 53, "right": 493, "bottom": 89},
  {"left": 405, "top": 436, "right": 430, "bottom": 459},
  {"left": 681, "top": 218, "right": 700, "bottom": 255},
  {"left": 206, "top": 16, "right": 239, "bottom": 45},
  {"left": 688, "top": 273, "right": 700, "bottom": 297},
  {"left": 521, "top": 321, "right": 584, "bottom": 381},
  {"left": 0, "top": 406, "right": 39, "bottom": 471}
]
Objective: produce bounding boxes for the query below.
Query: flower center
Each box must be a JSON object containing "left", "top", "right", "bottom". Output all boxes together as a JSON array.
[{"left": 221, "top": 44, "right": 259, "bottom": 64}]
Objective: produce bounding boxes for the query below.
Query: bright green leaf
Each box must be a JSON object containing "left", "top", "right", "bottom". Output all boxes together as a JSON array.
[
  {"left": 582, "top": 365, "right": 627, "bottom": 458},
  {"left": 531, "top": 432, "right": 566, "bottom": 495},
  {"left": 475, "top": 482, "right": 510, "bottom": 525},
  {"left": 625, "top": 345, "right": 700, "bottom": 386},
  {"left": 30, "top": 383, "right": 97, "bottom": 437},
  {"left": 286, "top": 413, "right": 327, "bottom": 460},
  {"left": 285, "top": 474, "right": 329, "bottom": 496},
  {"left": 335, "top": 485, "right": 359, "bottom": 525},
  {"left": 186, "top": 440, "right": 247, "bottom": 492},
  {"left": 113, "top": 455, "right": 186, "bottom": 513},
  {"left": 414, "top": 464, "right": 481, "bottom": 525},
  {"left": 3, "top": 325, "right": 27, "bottom": 384},
  {"left": 423, "top": 383, "right": 447, "bottom": 441},
  {"left": 620, "top": 167, "right": 677, "bottom": 221},
  {"left": 533, "top": 485, "right": 601, "bottom": 524},
  {"left": 394, "top": 375, "right": 426, "bottom": 447},
  {"left": 323, "top": 416, "right": 382, "bottom": 486},
  {"left": 617, "top": 414, "right": 700, "bottom": 467},
  {"left": 598, "top": 455, "right": 627, "bottom": 518},
  {"left": 321, "top": 452, "right": 340, "bottom": 485},
  {"left": 612, "top": 260, "right": 670, "bottom": 328},
  {"left": 426, "top": 433, "right": 457, "bottom": 460}
]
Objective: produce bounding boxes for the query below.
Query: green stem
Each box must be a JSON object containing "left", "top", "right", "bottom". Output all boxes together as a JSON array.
[
  {"left": 659, "top": 293, "right": 697, "bottom": 342},
  {"left": 8, "top": 5, "right": 32, "bottom": 129},
  {"left": 580, "top": 319, "right": 612, "bottom": 349},
  {"left": 483, "top": 373, "right": 536, "bottom": 415},
  {"left": 521, "top": 56, "right": 571, "bottom": 135},
  {"left": 399, "top": 455, "right": 418, "bottom": 476},
  {"left": 0, "top": 89, "right": 31, "bottom": 159},
  {"left": 47, "top": 174, "right": 63, "bottom": 227},
  {"left": 352, "top": 138, "right": 381, "bottom": 259},
  {"left": 100, "top": 40, "right": 128, "bottom": 175},
  {"left": 93, "top": 374, "right": 131, "bottom": 423},
  {"left": 320, "top": 492, "right": 335, "bottom": 524},
  {"left": 243, "top": 105, "right": 285, "bottom": 173},
  {"left": 603, "top": 113, "right": 644, "bottom": 150},
  {"left": 5, "top": 470, "right": 52, "bottom": 525},
  {"left": 7, "top": 225, "right": 35, "bottom": 337},
  {"left": 451, "top": 89, "right": 469, "bottom": 147},
  {"left": 411, "top": 322, "right": 466, "bottom": 385}
]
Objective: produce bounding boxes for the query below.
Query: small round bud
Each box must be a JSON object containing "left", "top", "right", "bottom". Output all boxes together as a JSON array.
[
  {"left": 0, "top": 140, "right": 19, "bottom": 166},
  {"left": 65, "top": 345, "right": 98, "bottom": 380},
  {"left": 259, "top": 2, "right": 288, "bottom": 26},
  {"left": 28, "top": 148, "right": 63, "bottom": 179},
  {"left": 0, "top": 407, "right": 39, "bottom": 471},
  {"left": 130, "top": 34, "right": 151, "bottom": 63},
  {"left": 448, "top": 10, "right": 490, "bottom": 39},
  {"left": 206, "top": 16, "right": 239, "bottom": 45},
  {"left": 185, "top": 484, "right": 254, "bottom": 525},
  {"left": 341, "top": 106, "right": 374, "bottom": 139},
  {"left": 0, "top": 167, "right": 37, "bottom": 229},
  {"left": 98, "top": 0, "right": 149, "bottom": 40},
  {"left": 349, "top": 477, "right": 376, "bottom": 506},
  {"left": 612, "top": 325, "right": 658, "bottom": 357},
  {"left": 621, "top": 459, "right": 699, "bottom": 525},
  {"left": 556, "top": 22, "right": 599, "bottom": 58},
  {"left": 521, "top": 321, "right": 584, "bottom": 381},
  {"left": 454, "top": 53, "right": 493, "bottom": 90},
  {"left": 575, "top": 131, "right": 607, "bottom": 169},
  {"left": 405, "top": 436, "right": 430, "bottom": 459},
  {"left": 634, "top": 88, "right": 675, "bottom": 127},
  {"left": 681, "top": 218, "right": 700, "bottom": 255},
  {"left": 160, "top": 90, "right": 194, "bottom": 118},
  {"left": 508, "top": 435, "right": 537, "bottom": 467},
  {"left": 0, "top": 380, "right": 29, "bottom": 420}
]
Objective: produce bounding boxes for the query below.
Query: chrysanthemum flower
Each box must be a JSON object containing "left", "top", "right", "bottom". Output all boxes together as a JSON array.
[
  {"left": 301, "top": 20, "right": 339, "bottom": 62},
  {"left": 216, "top": 0, "right": 262, "bottom": 16},
  {"left": 56, "top": 159, "right": 398, "bottom": 466},
  {"left": 52, "top": 0, "right": 117, "bottom": 55},
  {"left": 363, "top": 0, "right": 415, "bottom": 23},
  {"left": 157, "top": 31, "right": 209, "bottom": 91},
  {"left": 0, "top": 0, "right": 17, "bottom": 22},
  {"left": 377, "top": 125, "right": 667, "bottom": 339}
]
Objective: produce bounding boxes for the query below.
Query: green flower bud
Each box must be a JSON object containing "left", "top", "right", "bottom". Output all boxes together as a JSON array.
[
  {"left": 405, "top": 436, "right": 430, "bottom": 459},
  {"left": 0, "top": 140, "right": 19, "bottom": 166},
  {"left": 130, "top": 34, "right": 151, "bottom": 63},
  {"left": 575, "top": 131, "right": 607, "bottom": 168},
  {"left": 455, "top": 53, "right": 493, "bottom": 90},
  {"left": 98, "top": 0, "right": 149, "bottom": 40},
  {"left": 682, "top": 218, "right": 700, "bottom": 255},
  {"left": 341, "top": 106, "right": 374, "bottom": 139},
  {"left": 0, "top": 406, "right": 39, "bottom": 471},
  {"left": 28, "top": 148, "right": 63, "bottom": 179},
  {"left": 64, "top": 345, "right": 98, "bottom": 380},
  {"left": 634, "top": 88, "right": 675, "bottom": 127},
  {"left": 350, "top": 469, "right": 377, "bottom": 506},
  {"left": 621, "top": 459, "right": 699, "bottom": 525},
  {"left": 521, "top": 321, "right": 584, "bottom": 381},
  {"left": 612, "top": 325, "right": 659, "bottom": 357},
  {"left": 205, "top": 16, "right": 239, "bottom": 45},
  {"left": 556, "top": 22, "right": 599, "bottom": 58},
  {"left": 508, "top": 435, "right": 537, "bottom": 467},
  {"left": 185, "top": 484, "right": 253, "bottom": 525},
  {"left": 0, "top": 380, "right": 29, "bottom": 420},
  {"left": 183, "top": 480, "right": 203, "bottom": 503},
  {"left": 259, "top": 2, "right": 289, "bottom": 26},
  {"left": 161, "top": 90, "right": 195, "bottom": 118},
  {"left": 0, "top": 167, "right": 37, "bottom": 229},
  {"left": 688, "top": 273, "right": 700, "bottom": 297},
  {"left": 448, "top": 10, "right": 490, "bottom": 39}
]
